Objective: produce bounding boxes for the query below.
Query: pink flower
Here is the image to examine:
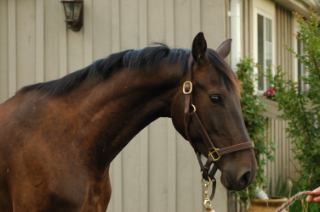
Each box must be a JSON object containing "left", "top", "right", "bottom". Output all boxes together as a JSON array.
[{"left": 263, "top": 87, "right": 277, "bottom": 98}]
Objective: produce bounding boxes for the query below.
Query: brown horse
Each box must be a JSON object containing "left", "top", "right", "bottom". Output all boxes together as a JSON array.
[{"left": 0, "top": 33, "right": 257, "bottom": 212}]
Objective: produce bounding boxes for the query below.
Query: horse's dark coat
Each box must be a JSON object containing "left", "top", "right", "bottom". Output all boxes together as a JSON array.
[{"left": 0, "top": 33, "right": 256, "bottom": 212}]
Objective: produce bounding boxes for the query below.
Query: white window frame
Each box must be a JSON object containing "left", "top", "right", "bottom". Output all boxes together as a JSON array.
[
  {"left": 253, "top": 1, "right": 276, "bottom": 95},
  {"left": 292, "top": 16, "right": 308, "bottom": 92}
]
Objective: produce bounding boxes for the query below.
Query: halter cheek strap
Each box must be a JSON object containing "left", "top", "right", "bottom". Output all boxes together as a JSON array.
[{"left": 183, "top": 53, "right": 255, "bottom": 200}]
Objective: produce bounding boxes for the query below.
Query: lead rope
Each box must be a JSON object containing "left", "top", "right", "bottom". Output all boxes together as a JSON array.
[
  {"left": 201, "top": 187, "right": 317, "bottom": 212},
  {"left": 275, "top": 191, "right": 317, "bottom": 212}
]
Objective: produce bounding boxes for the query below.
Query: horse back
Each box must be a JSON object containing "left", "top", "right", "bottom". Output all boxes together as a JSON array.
[{"left": 0, "top": 92, "right": 112, "bottom": 211}]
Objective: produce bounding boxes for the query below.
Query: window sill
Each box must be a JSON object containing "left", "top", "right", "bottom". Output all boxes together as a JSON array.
[{"left": 262, "top": 97, "right": 283, "bottom": 118}]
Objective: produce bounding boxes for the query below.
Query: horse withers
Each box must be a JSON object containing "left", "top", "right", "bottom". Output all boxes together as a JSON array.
[{"left": 0, "top": 33, "right": 257, "bottom": 212}]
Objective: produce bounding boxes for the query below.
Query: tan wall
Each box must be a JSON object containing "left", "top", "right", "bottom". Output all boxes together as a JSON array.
[
  {"left": 275, "top": 4, "right": 294, "bottom": 81},
  {"left": 240, "top": 0, "right": 253, "bottom": 58},
  {"left": 239, "top": 0, "right": 299, "bottom": 197},
  {"left": 228, "top": 3, "right": 299, "bottom": 211},
  {"left": 0, "top": 0, "right": 230, "bottom": 211}
]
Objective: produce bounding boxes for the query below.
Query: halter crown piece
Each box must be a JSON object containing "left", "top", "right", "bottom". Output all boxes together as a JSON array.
[{"left": 183, "top": 54, "right": 255, "bottom": 212}]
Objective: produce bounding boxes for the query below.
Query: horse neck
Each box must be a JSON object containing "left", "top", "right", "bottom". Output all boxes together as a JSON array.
[{"left": 71, "top": 64, "right": 183, "bottom": 165}]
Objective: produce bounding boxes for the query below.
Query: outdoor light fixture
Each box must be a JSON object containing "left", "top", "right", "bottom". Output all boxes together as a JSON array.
[{"left": 61, "top": 0, "right": 84, "bottom": 31}]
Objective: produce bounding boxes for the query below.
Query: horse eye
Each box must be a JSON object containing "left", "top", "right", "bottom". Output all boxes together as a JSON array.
[{"left": 210, "top": 95, "right": 221, "bottom": 103}]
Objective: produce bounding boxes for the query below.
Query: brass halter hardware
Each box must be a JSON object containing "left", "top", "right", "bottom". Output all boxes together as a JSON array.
[
  {"left": 191, "top": 104, "right": 196, "bottom": 113},
  {"left": 201, "top": 178, "right": 215, "bottom": 212},
  {"left": 208, "top": 148, "right": 221, "bottom": 162},
  {"left": 183, "top": 81, "right": 193, "bottom": 94}
]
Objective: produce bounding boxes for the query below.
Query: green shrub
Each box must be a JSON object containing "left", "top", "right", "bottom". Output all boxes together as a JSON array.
[
  {"left": 265, "top": 8, "right": 320, "bottom": 206},
  {"left": 234, "top": 58, "right": 275, "bottom": 202}
]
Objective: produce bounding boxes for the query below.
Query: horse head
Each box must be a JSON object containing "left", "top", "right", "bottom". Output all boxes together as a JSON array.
[{"left": 171, "top": 33, "right": 257, "bottom": 191}]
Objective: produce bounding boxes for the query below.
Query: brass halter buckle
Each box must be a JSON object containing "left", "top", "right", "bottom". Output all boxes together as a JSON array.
[
  {"left": 183, "top": 81, "right": 193, "bottom": 94},
  {"left": 208, "top": 148, "right": 221, "bottom": 162}
]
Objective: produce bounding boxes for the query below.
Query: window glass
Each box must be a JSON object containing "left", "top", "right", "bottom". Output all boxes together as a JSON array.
[
  {"left": 257, "top": 14, "right": 272, "bottom": 91},
  {"left": 258, "top": 14, "right": 264, "bottom": 90},
  {"left": 297, "top": 33, "right": 307, "bottom": 92}
]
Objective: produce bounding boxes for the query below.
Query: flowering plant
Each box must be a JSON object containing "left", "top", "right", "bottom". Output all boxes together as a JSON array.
[{"left": 263, "top": 87, "right": 277, "bottom": 100}]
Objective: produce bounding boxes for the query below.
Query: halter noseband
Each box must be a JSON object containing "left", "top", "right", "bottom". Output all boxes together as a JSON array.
[{"left": 183, "top": 53, "right": 255, "bottom": 200}]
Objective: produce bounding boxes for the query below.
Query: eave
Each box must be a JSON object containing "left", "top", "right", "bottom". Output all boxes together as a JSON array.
[{"left": 272, "top": 0, "right": 319, "bottom": 17}]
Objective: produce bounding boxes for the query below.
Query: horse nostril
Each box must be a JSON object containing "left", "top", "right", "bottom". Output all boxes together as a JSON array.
[{"left": 239, "top": 171, "right": 251, "bottom": 188}]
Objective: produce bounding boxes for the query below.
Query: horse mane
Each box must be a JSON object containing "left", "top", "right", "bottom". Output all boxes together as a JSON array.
[
  {"left": 206, "top": 49, "right": 241, "bottom": 97},
  {"left": 17, "top": 44, "right": 240, "bottom": 97}
]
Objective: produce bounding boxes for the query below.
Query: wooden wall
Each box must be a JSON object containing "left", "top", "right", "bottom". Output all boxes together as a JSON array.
[
  {"left": 0, "top": 0, "right": 230, "bottom": 211},
  {"left": 238, "top": 0, "right": 299, "bottom": 190},
  {"left": 266, "top": 4, "right": 298, "bottom": 196},
  {"left": 264, "top": 117, "right": 300, "bottom": 196},
  {"left": 275, "top": 4, "right": 294, "bottom": 81},
  {"left": 240, "top": 0, "right": 253, "bottom": 58},
  {"left": 229, "top": 2, "right": 300, "bottom": 211}
]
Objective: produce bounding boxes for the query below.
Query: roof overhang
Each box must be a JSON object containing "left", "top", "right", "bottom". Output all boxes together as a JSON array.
[{"left": 272, "top": 0, "right": 320, "bottom": 17}]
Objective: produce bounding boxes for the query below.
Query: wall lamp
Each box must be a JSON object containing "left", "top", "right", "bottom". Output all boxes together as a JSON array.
[{"left": 61, "top": 0, "right": 84, "bottom": 31}]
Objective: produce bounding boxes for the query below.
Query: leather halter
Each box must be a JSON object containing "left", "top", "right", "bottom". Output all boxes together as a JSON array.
[{"left": 183, "top": 54, "right": 255, "bottom": 200}]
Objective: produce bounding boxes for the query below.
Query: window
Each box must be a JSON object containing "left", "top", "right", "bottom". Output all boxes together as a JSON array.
[
  {"left": 297, "top": 33, "right": 307, "bottom": 92},
  {"left": 257, "top": 14, "right": 272, "bottom": 91}
]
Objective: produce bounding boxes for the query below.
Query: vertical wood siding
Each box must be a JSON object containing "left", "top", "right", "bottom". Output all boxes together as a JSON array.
[
  {"left": 266, "top": 4, "right": 298, "bottom": 196},
  {"left": 239, "top": 1, "right": 299, "bottom": 191},
  {"left": 241, "top": 0, "right": 253, "bottom": 58},
  {"left": 276, "top": 4, "right": 294, "bottom": 81},
  {"left": 229, "top": 2, "right": 299, "bottom": 212},
  {"left": 265, "top": 117, "right": 299, "bottom": 196},
  {"left": 0, "top": 0, "right": 8, "bottom": 103},
  {"left": 0, "top": 0, "right": 229, "bottom": 211}
]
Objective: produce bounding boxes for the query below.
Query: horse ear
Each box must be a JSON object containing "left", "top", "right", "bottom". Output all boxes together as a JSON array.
[
  {"left": 192, "top": 32, "right": 207, "bottom": 65},
  {"left": 216, "top": 39, "right": 232, "bottom": 59}
]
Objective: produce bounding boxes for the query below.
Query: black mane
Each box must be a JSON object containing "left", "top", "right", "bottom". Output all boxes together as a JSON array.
[{"left": 18, "top": 44, "right": 239, "bottom": 96}]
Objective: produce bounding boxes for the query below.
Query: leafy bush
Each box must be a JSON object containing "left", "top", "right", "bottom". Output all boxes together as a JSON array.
[
  {"left": 234, "top": 58, "right": 274, "bottom": 202},
  {"left": 265, "top": 8, "right": 320, "bottom": 201}
]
